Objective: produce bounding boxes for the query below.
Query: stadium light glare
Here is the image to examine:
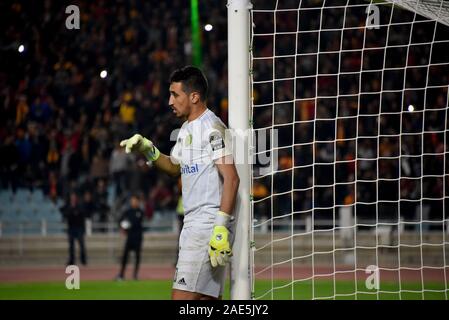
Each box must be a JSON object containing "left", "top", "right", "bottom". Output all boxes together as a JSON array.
[
  {"left": 100, "top": 70, "right": 108, "bottom": 79},
  {"left": 18, "top": 44, "right": 25, "bottom": 53},
  {"left": 204, "top": 24, "right": 213, "bottom": 32}
]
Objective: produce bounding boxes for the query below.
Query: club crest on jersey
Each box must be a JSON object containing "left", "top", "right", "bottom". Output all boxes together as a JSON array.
[
  {"left": 181, "top": 163, "right": 199, "bottom": 175},
  {"left": 184, "top": 134, "right": 192, "bottom": 146}
]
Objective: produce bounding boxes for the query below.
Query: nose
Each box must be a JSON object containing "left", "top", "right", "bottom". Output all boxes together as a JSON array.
[{"left": 168, "top": 95, "right": 174, "bottom": 106}]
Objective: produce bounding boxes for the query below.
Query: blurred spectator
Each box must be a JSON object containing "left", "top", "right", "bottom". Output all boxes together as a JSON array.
[
  {"left": 15, "top": 127, "right": 32, "bottom": 188},
  {"left": 94, "top": 178, "right": 110, "bottom": 232},
  {"left": 81, "top": 190, "right": 96, "bottom": 220},
  {"left": 90, "top": 150, "right": 109, "bottom": 182},
  {"left": 61, "top": 192, "right": 87, "bottom": 266},
  {"left": 119, "top": 92, "right": 137, "bottom": 128},
  {"left": 44, "top": 171, "right": 61, "bottom": 203},
  {"left": 149, "top": 179, "right": 174, "bottom": 212},
  {"left": 252, "top": 180, "right": 269, "bottom": 219},
  {"left": 15, "top": 95, "right": 29, "bottom": 126},
  {"left": 29, "top": 97, "right": 52, "bottom": 124},
  {"left": 144, "top": 189, "right": 155, "bottom": 221},
  {"left": 116, "top": 194, "right": 145, "bottom": 281},
  {"left": 109, "top": 141, "right": 133, "bottom": 198},
  {"left": 0, "top": 135, "right": 19, "bottom": 193}
]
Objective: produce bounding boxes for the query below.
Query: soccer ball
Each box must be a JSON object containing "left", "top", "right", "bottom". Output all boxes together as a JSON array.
[{"left": 120, "top": 220, "right": 131, "bottom": 230}]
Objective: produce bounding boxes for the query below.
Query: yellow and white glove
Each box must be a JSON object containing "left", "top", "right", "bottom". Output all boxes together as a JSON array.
[
  {"left": 208, "top": 211, "right": 233, "bottom": 267},
  {"left": 120, "top": 134, "right": 160, "bottom": 162}
]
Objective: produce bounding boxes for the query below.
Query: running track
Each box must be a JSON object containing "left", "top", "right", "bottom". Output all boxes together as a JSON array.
[{"left": 0, "top": 265, "right": 447, "bottom": 283}]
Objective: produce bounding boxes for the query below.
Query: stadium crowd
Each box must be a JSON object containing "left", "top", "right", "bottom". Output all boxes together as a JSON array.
[
  {"left": 0, "top": 0, "right": 228, "bottom": 223},
  {"left": 1, "top": 0, "right": 448, "bottom": 229},
  {"left": 251, "top": 2, "right": 449, "bottom": 227}
]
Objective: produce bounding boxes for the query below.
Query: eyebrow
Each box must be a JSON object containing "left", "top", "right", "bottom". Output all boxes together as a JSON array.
[{"left": 170, "top": 90, "right": 178, "bottom": 95}]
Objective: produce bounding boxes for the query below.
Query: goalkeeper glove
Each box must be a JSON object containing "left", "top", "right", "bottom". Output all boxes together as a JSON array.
[
  {"left": 120, "top": 134, "right": 160, "bottom": 162},
  {"left": 208, "top": 211, "right": 233, "bottom": 267}
]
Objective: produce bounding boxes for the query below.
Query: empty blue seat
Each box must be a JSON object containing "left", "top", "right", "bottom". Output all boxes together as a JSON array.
[
  {"left": 0, "top": 188, "right": 65, "bottom": 234},
  {"left": 0, "top": 189, "right": 13, "bottom": 203},
  {"left": 12, "top": 189, "right": 30, "bottom": 203},
  {"left": 31, "top": 189, "right": 45, "bottom": 202}
]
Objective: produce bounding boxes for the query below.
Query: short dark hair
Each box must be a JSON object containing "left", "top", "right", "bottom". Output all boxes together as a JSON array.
[{"left": 169, "top": 66, "right": 208, "bottom": 101}]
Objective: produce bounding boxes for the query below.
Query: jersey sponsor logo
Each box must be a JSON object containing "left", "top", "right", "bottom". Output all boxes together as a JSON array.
[
  {"left": 180, "top": 163, "right": 199, "bottom": 175},
  {"left": 210, "top": 132, "right": 225, "bottom": 151}
]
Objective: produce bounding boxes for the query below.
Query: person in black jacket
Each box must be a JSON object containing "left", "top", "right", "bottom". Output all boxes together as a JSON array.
[
  {"left": 116, "top": 194, "right": 144, "bottom": 280},
  {"left": 0, "top": 135, "right": 19, "bottom": 194},
  {"left": 61, "top": 192, "right": 87, "bottom": 266}
]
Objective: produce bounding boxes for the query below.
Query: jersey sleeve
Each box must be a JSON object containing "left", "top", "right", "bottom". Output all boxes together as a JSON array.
[{"left": 170, "top": 130, "right": 182, "bottom": 165}]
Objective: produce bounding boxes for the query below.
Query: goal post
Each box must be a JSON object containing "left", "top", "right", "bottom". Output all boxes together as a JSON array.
[{"left": 228, "top": 0, "right": 252, "bottom": 300}]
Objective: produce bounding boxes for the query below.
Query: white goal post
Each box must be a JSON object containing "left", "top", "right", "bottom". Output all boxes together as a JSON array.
[{"left": 228, "top": 0, "right": 252, "bottom": 300}]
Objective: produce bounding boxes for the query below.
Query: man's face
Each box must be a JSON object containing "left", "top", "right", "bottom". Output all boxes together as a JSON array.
[
  {"left": 168, "top": 82, "right": 191, "bottom": 118},
  {"left": 130, "top": 196, "right": 139, "bottom": 208},
  {"left": 70, "top": 194, "right": 77, "bottom": 206}
]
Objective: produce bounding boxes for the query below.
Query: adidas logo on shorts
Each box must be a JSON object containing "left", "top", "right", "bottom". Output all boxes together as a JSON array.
[{"left": 177, "top": 277, "right": 187, "bottom": 285}]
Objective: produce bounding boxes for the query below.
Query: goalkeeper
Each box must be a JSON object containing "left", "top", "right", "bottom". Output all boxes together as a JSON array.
[{"left": 120, "top": 66, "right": 239, "bottom": 300}]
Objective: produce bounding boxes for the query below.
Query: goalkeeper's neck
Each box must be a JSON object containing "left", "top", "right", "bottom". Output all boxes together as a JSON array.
[{"left": 187, "top": 103, "right": 208, "bottom": 123}]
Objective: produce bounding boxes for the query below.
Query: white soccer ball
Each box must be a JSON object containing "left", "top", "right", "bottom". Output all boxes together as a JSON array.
[{"left": 120, "top": 220, "right": 131, "bottom": 230}]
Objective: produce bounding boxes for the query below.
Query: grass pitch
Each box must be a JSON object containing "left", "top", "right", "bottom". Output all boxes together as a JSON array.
[{"left": 0, "top": 280, "right": 447, "bottom": 300}]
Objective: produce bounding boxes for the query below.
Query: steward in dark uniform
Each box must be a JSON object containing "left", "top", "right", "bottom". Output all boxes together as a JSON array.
[
  {"left": 61, "top": 192, "right": 87, "bottom": 266},
  {"left": 116, "top": 195, "right": 144, "bottom": 280}
]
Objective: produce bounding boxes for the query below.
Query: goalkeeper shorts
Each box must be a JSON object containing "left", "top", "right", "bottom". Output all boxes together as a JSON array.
[{"left": 173, "top": 224, "right": 227, "bottom": 298}]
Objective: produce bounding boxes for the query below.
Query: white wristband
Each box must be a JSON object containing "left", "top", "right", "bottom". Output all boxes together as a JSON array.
[{"left": 215, "top": 211, "right": 232, "bottom": 226}]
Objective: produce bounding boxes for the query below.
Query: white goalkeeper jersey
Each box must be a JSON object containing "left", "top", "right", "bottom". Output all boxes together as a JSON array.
[{"left": 170, "top": 108, "right": 233, "bottom": 227}]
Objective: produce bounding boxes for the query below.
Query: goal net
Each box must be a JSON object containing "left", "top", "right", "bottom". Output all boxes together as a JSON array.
[{"left": 249, "top": 0, "right": 449, "bottom": 299}]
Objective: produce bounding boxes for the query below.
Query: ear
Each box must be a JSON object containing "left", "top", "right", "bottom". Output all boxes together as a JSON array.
[{"left": 190, "top": 92, "right": 200, "bottom": 104}]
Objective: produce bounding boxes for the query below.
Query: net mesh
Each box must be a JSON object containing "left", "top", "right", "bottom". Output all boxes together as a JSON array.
[{"left": 250, "top": 0, "right": 449, "bottom": 300}]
